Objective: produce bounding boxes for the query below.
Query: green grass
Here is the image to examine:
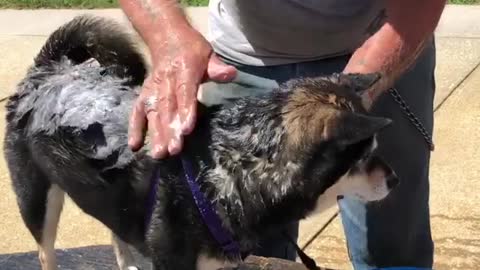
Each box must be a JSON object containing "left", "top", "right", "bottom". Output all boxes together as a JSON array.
[
  {"left": 0, "top": 0, "right": 208, "bottom": 9},
  {"left": 0, "top": 0, "right": 117, "bottom": 9},
  {"left": 180, "top": 0, "right": 208, "bottom": 6},
  {"left": 0, "top": 0, "right": 478, "bottom": 10},
  {"left": 449, "top": 0, "right": 480, "bottom": 3}
]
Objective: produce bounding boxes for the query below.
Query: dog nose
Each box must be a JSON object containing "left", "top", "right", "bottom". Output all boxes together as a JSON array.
[{"left": 386, "top": 175, "right": 399, "bottom": 190}]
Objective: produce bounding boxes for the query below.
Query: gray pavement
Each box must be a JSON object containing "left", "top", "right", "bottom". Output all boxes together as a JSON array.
[
  {"left": 0, "top": 5, "right": 479, "bottom": 270},
  {"left": 1, "top": 6, "right": 479, "bottom": 38}
]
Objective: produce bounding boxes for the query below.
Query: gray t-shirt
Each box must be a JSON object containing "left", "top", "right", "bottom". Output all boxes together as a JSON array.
[{"left": 208, "top": 0, "right": 386, "bottom": 66}]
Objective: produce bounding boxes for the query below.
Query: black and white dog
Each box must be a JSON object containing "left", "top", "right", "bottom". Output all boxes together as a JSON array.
[{"left": 4, "top": 15, "right": 399, "bottom": 270}]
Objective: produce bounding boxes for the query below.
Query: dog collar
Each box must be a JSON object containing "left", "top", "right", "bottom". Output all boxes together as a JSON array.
[{"left": 145, "top": 156, "right": 241, "bottom": 258}]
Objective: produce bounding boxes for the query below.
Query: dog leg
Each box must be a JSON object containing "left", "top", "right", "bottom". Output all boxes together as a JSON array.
[
  {"left": 148, "top": 221, "right": 198, "bottom": 270},
  {"left": 38, "top": 184, "right": 64, "bottom": 270},
  {"left": 112, "top": 233, "right": 140, "bottom": 270}
]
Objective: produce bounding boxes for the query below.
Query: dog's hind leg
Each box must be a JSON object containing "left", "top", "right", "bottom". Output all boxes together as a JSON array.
[
  {"left": 6, "top": 146, "right": 64, "bottom": 270},
  {"left": 37, "top": 184, "right": 65, "bottom": 270},
  {"left": 112, "top": 233, "right": 140, "bottom": 270}
]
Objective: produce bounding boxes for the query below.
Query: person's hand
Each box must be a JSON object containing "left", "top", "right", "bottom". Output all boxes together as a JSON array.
[{"left": 128, "top": 26, "right": 237, "bottom": 159}]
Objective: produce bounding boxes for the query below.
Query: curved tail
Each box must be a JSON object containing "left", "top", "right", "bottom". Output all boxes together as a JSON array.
[{"left": 34, "top": 14, "right": 147, "bottom": 85}]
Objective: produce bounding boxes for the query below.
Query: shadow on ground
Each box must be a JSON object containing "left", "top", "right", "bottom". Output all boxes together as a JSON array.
[
  {"left": 0, "top": 247, "right": 318, "bottom": 270},
  {"left": 0, "top": 245, "right": 152, "bottom": 270}
]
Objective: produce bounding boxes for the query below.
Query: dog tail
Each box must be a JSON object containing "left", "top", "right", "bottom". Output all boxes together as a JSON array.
[{"left": 34, "top": 14, "right": 147, "bottom": 85}]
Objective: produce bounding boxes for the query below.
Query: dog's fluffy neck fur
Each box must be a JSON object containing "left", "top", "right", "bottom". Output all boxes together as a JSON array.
[
  {"left": 174, "top": 100, "right": 292, "bottom": 250},
  {"left": 177, "top": 91, "right": 370, "bottom": 252}
]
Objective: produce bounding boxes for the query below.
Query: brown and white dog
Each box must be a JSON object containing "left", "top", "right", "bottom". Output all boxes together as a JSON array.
[{"left": 3, "top": 15, "right": 398, "bottom": 270}]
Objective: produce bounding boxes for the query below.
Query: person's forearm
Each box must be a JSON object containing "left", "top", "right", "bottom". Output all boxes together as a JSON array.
[
  {"left": 119, "top": 0, "right": 192, "bottom": 55},
  {"left": 344, "top": 0, "right": 446, "bottom": 105}
]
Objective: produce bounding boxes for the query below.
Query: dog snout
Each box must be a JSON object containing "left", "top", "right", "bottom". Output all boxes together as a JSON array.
[
  {"left": 365, "top": 155, "right": 399, "bottom": 189},
  {"left": 372, "top": 158, "right": 399, "bottom": 191},
  {"left": 386, "top": 174, "right": 399, "bottom": 190},
  {"left": 366, "top": 156, "right": 391, "bottom": 175}
]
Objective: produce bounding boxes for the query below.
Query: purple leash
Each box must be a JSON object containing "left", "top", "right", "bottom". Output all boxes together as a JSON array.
[
  {"left": 144, "top": 156, "right": 241, "bottom": 258},
  {"left": 180, "top": 157, "right": 241, "bottom": 258}
]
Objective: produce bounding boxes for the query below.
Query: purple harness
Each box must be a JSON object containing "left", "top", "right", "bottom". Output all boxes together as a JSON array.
[{"left": 144, "top": 156, "right": 241, "bottom": 258}]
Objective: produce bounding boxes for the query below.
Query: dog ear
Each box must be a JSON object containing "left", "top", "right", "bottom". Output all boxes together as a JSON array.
[
  {"left": 324, "top": 112, "right": 392, "bottom": 145},
  {"left": 336, "top": 73, "right": 381, "bottom": 94}
]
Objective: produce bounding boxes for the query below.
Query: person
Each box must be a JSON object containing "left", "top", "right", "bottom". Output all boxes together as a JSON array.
[{"left": 119, "top": 0, "right": 447, "bottom": 269}]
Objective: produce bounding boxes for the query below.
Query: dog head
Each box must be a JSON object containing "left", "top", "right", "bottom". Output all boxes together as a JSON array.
[
  {"left": 207, "top": 73, "right": 398, "bottom": 213},
  {"left": 279, "top": 73, "right": 398, "bottom": 203}
]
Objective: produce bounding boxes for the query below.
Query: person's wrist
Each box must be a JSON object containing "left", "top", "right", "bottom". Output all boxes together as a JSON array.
[{"left": 148, "top": 25, "right": 207, "bottom": 60}]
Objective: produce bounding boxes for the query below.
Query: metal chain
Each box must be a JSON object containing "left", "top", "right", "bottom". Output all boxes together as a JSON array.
[{"left": 388, "top": 87, "right": 435, "bottom": 151}]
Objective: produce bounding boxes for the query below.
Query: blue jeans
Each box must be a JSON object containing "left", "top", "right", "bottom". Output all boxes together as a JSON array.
[{"left": 201, "top": 38, "right": 436, "bottom": 269}]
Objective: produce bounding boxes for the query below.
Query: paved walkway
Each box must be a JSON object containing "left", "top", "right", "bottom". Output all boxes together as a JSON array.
[{"left": 0, "top": 5, "right": 479, "bottom": 270}]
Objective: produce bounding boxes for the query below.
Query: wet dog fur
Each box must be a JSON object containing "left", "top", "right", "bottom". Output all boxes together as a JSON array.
[{"left": 3, "top": 15, "right": 399, "bottom": 270}]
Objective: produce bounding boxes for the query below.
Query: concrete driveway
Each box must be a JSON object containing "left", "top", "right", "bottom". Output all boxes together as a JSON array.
[{"left": 0, "top": 5, "right": 479, "bottom": 270}]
